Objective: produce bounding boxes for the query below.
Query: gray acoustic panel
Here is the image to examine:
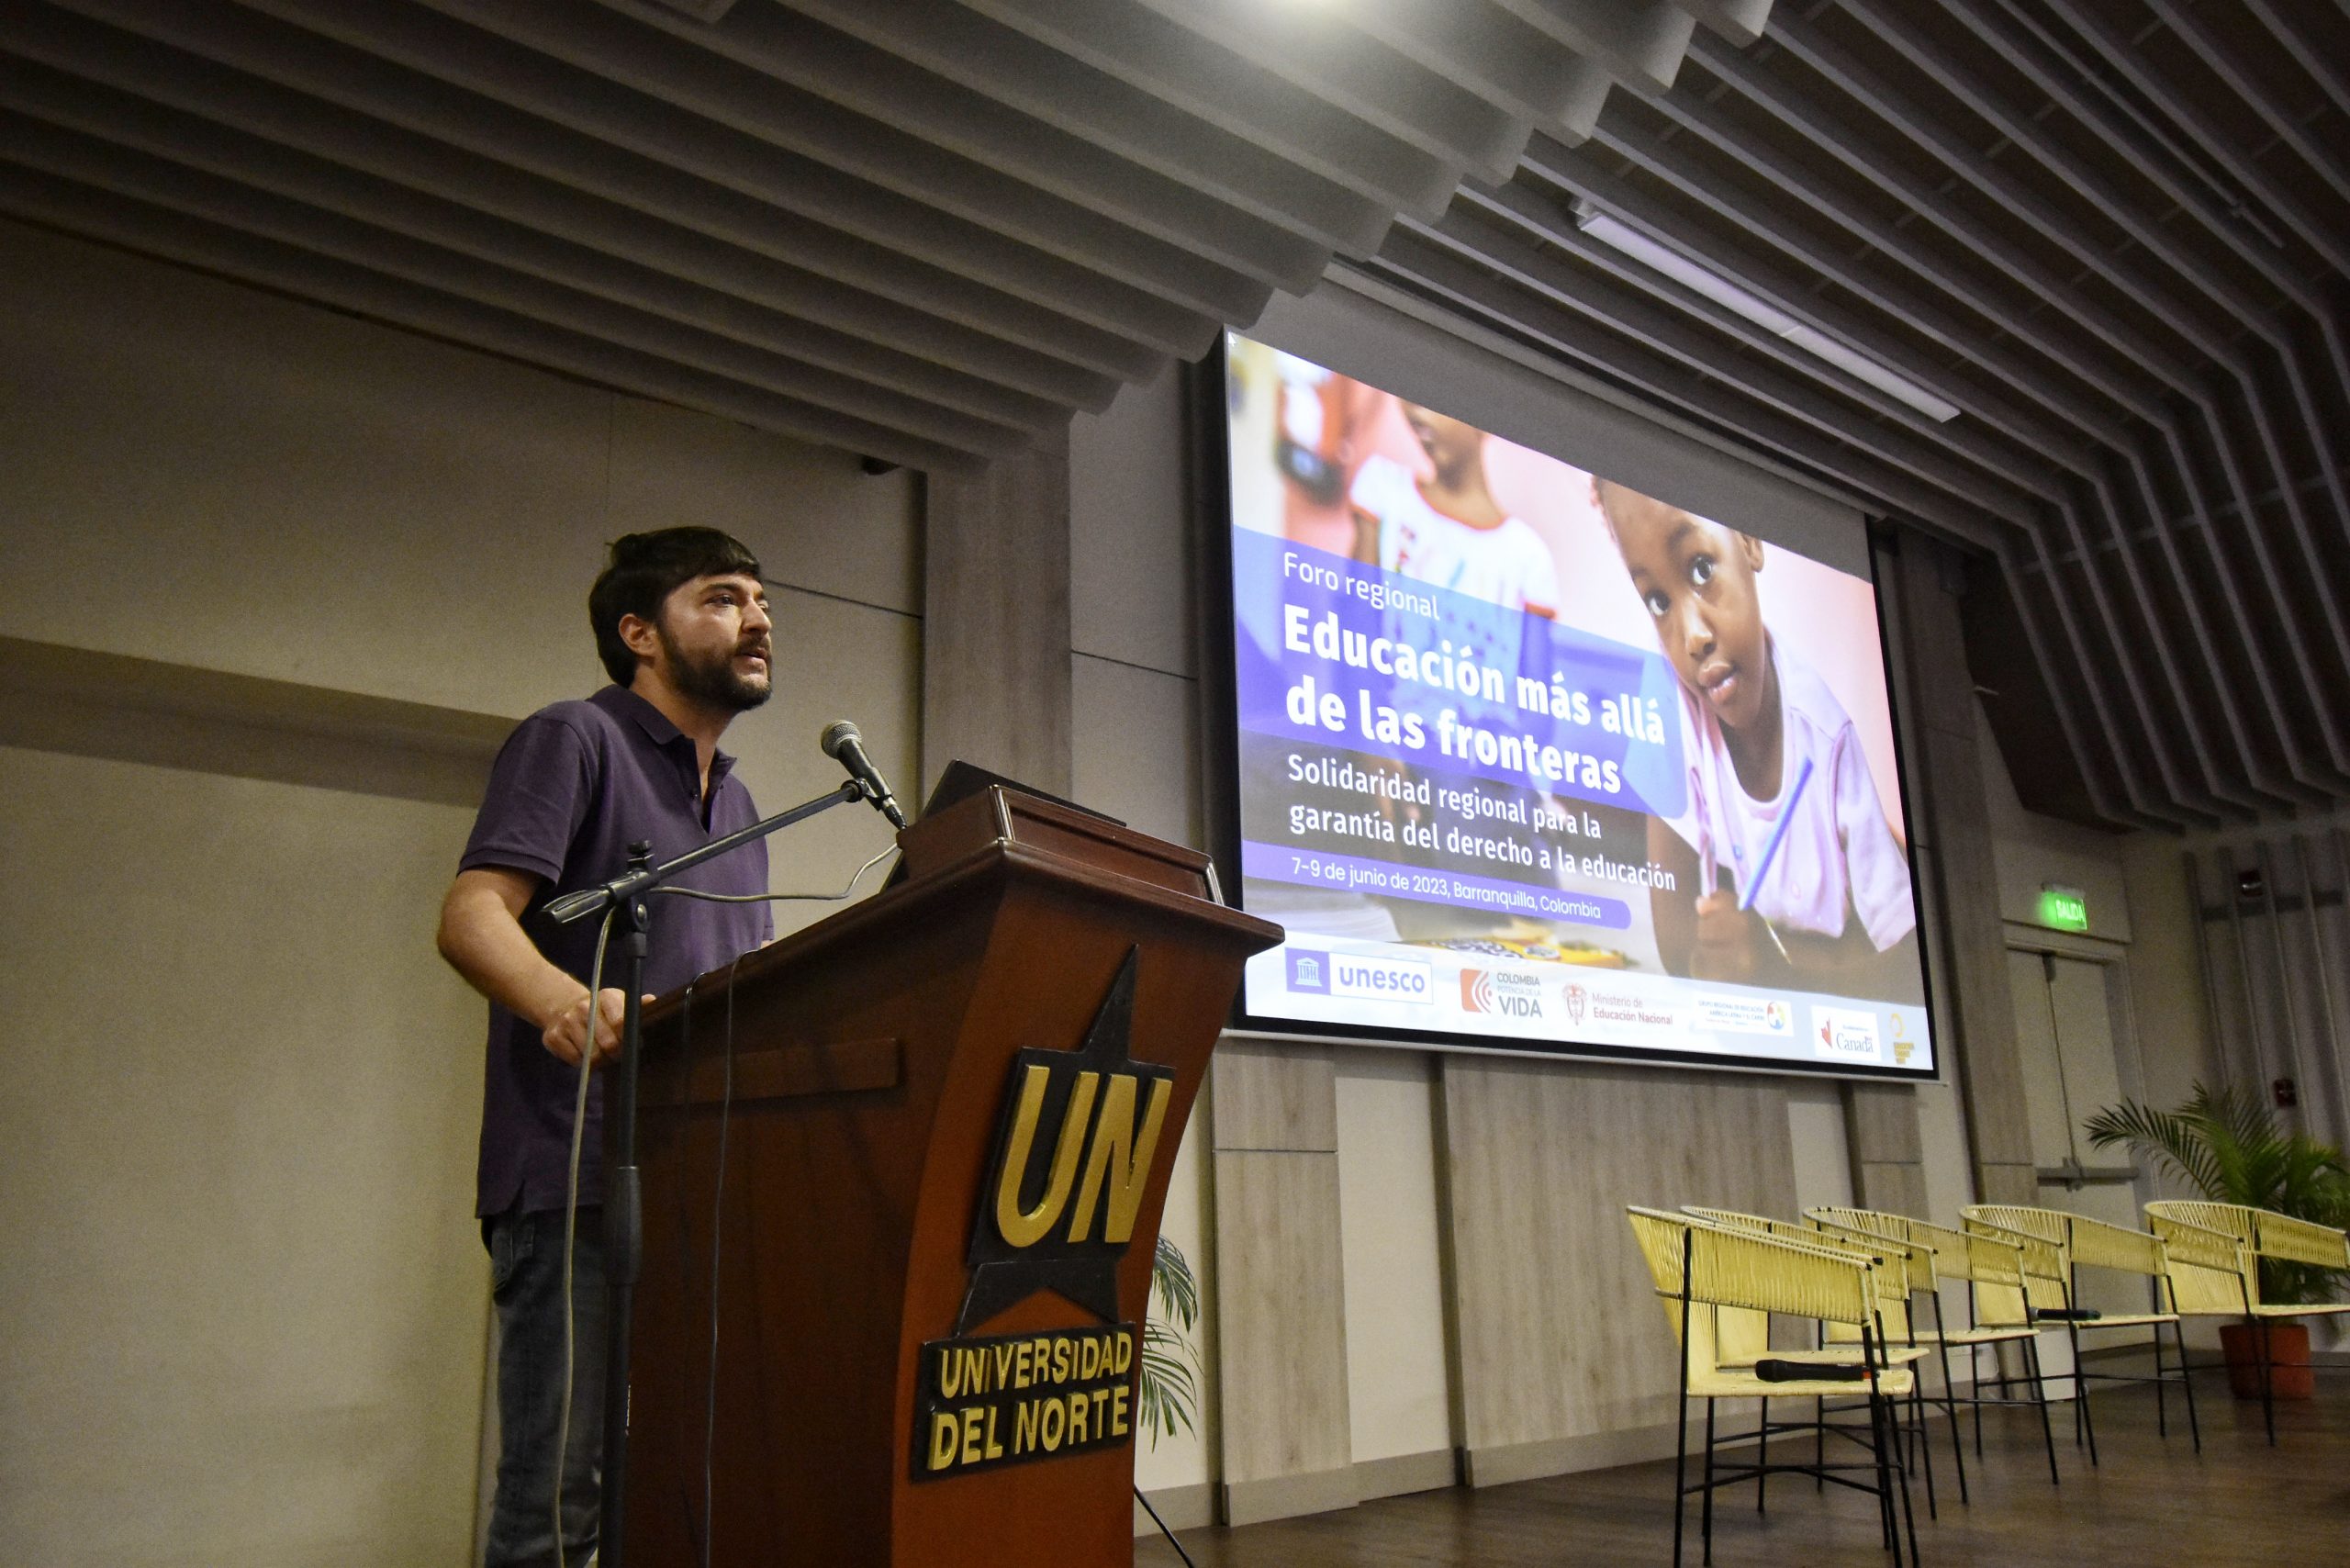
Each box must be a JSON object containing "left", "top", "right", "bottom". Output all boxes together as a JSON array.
[
  {"left": 6, "top": 0, "right": 2339, "bottom": 828},
  {"left": 1362, "top": 1, "right": 2350, "bottom": 830},
  {"left": 0, "top": 0, "right": 1758, "bottom": 469}
]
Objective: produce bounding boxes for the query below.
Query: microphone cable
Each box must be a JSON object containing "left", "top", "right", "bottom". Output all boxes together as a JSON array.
[
  {"left": 552, "top": 902, "right": 619, "bottom": 1568},
  {"left": 653, "top": 843, "right": 898, "bottom": 908},
  {"left": 699, "top": 954, "right": 741, "bottom": 1568}
]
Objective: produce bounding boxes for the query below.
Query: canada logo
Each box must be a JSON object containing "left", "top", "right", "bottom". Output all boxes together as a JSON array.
[{"left": 1562, "top": 982, "right": 1587, "bottom": 1025}]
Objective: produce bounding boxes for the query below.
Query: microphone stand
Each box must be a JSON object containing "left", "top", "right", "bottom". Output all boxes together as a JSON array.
[{"left": 546, "top": 776, "right": 870, "bottom": 1568}]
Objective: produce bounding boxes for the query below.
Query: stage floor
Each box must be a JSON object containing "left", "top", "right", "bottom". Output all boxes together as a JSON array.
[{"left": 1139, "top": 1383, "right": 2347, "bottom": 1565}]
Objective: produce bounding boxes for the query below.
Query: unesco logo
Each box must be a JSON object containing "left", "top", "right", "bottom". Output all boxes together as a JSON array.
[{"left": 1330, "top": 952, "right": 1434, "bottom": 1003}]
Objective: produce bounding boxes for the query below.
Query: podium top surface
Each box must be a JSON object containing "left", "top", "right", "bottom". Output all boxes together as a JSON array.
[{"left": 646, "top": 784, "right": 1279, "bottom": 1023}]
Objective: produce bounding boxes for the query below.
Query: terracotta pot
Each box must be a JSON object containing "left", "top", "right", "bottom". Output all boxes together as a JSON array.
[{"left": 2219, "top": 1321, "right": 2314, "bottom": 1400}]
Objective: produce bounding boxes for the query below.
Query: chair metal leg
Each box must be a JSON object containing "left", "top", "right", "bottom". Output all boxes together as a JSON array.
[
  {"left": 2174, "top": 1317, "right": 2201, "bottom": 1452},
  {"left": 1815, "top": 1394, "right": 1827, "bottom": 1492},
  {"left": 1909, "top": 1375, "right": 1938, "bottom": 1522},
  {"left": 1930, "top": 1296, "right": 1969, "bottom": 1506},
  {"left": 1701, "top": 1396, "right": 1718, "bottom": 1566},
  {"left": 2255, "top": 1317, "right": 2277, "bottom": 1447},
  {"left": 1895, "top": 1399, "right": 1923, "bottom": 1568},
  {"left": 1672, "top": 1394, "right": 1689, "bottom": 1568},
  {"left": 1867, "top": 1383, "right": 1919, "bottom": 1567},
  {"left": 1942, "top": 1354, "right": 1969, "bottom": 1506},
  {"left": 2153, "top": 1322, "right": 2168, "bottom": 1437},
  {"left": 1867, "top": 1385, "right": 1897, "bottom": 1553},
  {"left": 1971, "top": 1347, "right": 1986, "bottom": 1461},
  {"left": 2071, "top": 1358, "right": 2085, "bottom": 1448},
  {"left": 2069, "top": 1321, "right": 2100, "bottom": 1465},
  {"left": 1755, "top": 1395, "right": 1768, "bottom": 1514},
  {"left": 2025, "top": 1336, "right": 2061, "bottom": 1486}
]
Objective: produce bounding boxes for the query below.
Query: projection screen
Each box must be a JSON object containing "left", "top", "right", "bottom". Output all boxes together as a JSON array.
[{"left": 1209, "top": 330, "right": 1938, "bottom": 1080}]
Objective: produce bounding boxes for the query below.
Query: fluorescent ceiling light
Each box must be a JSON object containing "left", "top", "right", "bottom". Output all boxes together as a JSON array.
[{"left": 1575, "top": 207, "right": 1962, "bottom": 424}]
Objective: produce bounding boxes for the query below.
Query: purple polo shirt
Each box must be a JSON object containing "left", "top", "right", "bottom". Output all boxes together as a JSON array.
[{"left": 460, "top": 684, "right": 772, "bottom": 1217}]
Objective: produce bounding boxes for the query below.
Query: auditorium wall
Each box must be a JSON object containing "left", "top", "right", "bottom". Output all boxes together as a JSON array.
[
  {"left": 0, "top": 217, "right": 918, "bottom": 1567},
  {"left": 6, "top": 203, "right": 2232, "bottom": 1560},
  {"left": 1967, "top": 666, "right": 2333, "bottom": 1350}
]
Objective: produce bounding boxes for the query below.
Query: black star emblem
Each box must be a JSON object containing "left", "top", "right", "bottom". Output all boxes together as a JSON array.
[{"left": 956, "top": 948, "right": 1172, "bottom": 1333}]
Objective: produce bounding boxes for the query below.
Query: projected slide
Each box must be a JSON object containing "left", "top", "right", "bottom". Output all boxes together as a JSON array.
[{"left": 1220, "top": 333, "right": 1934, "bottom": 1077}]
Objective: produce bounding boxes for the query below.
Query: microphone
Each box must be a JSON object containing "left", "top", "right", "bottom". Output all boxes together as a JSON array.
[
  {"left": 820, "top": 720, "right": 909, "bottom": 830},
  {"left": 1755, "top": 1359, "right": 1870, "bottom": 1383}
]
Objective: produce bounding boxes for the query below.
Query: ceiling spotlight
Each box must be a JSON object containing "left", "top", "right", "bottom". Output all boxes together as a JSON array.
[{"left": 1573, "top": 205, "right": 1962, "bottom": 424}]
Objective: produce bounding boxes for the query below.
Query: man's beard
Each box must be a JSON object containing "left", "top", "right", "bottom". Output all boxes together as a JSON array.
[{"left": 659, "top": 624, "right": 772, "bottom": 711}]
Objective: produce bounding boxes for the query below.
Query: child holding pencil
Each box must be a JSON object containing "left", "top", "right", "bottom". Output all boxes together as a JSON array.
[{"left": 1595, "top": 479, "right": 1921, "bottom": 1000}]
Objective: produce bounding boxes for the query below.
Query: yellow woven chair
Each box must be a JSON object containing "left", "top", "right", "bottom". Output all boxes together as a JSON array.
[
  {"left": 1808, "top": 1208, "right": 2061, "bottom": 1493},
  {"left": 1628, "top": 1207, "right": 1921, "bottom": 1566},
  {"left": 2145, "top": 1200, "right": 2350, "bottom": 1444},
  {"left": 1684, "top": 1209, "right": 1932, "bottom": 1367},
  {"left": 1684, "top": 1208, "right": 1942, "bottom": 1522},
  {"left": 1961, "top": 1204, "right": 2194, "bottom": 1464}
]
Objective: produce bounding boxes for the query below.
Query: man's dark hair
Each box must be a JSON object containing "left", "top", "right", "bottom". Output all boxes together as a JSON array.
[{"left": 588, "top": 527, "right": 763, "bottom": 686}]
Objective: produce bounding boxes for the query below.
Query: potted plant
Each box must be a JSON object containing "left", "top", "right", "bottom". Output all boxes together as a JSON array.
[
  {"left": 1131, "top": 1237, "right": 1206, "bottom": 1554},
  {"left": 2084, "top": 1081, "right": 2350, "bottom": 1397},
  {"left": 1136, "top": 1235, "right": 1204, "bottom": 1440}
]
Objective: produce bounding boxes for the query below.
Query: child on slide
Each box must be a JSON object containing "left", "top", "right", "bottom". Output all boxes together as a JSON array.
[
  {"left": 1349, "top": 400, "right": 1559, "bottom": 620},
  {"left": 1595, "top": 478, "right": 1921, "bottom": 1001}
]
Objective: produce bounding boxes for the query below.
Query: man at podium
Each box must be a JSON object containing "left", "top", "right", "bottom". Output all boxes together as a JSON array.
[{"left": 435, "top": 526, "right": 780, "bottom": 1568}]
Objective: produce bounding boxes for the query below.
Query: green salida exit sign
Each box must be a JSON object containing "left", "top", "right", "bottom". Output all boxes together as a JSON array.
[{"left": 2038, "top": 884, "right": 2089, "bottom": 932}]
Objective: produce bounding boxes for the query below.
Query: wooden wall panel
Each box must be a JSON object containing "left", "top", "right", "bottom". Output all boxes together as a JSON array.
[
  {"left": 1436, "top": 1056, "right": 1796, "bottom": 1482},
  {"left": 1845, "top": 1081, "right": 1924, "bottom": 1166},
  {"left": 1211, "top": 1148, "right": 1358, "bottom": 1522},
  {"left": 921, "top": 428, "right": 1073, "bottom": 798},
  {"left": 1211, "top": 1038, "right": 1337, "bottom": 1153},
  {"left": 1209, "top": 1043, "right": 1358, "bottom": 1525},
  {"left": 1845, "top": 1080, "right": 1928, "bottom": 1214}
]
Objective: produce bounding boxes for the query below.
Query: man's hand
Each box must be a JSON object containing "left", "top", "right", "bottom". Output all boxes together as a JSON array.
[
  {"left": 439, "top": 866, "right": 656, "bottom": 1070},
  {"left": 539, "top": 987, "right": 657, "bottom": 1069},
  {"left": 1687, "top": 890, "right": 1764, "bottom": 983}
]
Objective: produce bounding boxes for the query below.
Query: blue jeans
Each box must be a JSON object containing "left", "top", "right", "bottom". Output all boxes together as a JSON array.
[{"left": 484, "top": 1205, "right": 605, "bottom": 1568}]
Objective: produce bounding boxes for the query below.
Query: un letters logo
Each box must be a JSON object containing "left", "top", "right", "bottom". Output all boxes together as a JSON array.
[
  {"left": 957, "top": 947, "right": 1172, "bottom": 1332},
  {"left": 915, "top": 950, "right": 1169, "bottom": 1482}
]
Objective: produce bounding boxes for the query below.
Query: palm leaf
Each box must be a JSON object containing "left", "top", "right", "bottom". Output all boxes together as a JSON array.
[
  {"left": 1137, "top": 1236, "right": 1204, "bottom": 1442},
  {"left": 2083, "top": 1096, "right": 2222, "bottom": 1196},
  {"left": 2197, "top": 1081, "right": 2277, "bottom": 1157},
  {"left": 2085, "top": 1081, "right": 2350, "bottom": 1305},
  {"left": 1152, "top": 1234, "right": 1200, "bottom": 1333},
  {"left": 1135, "top": 1320, "right": 1199, "bottom": 1440}
]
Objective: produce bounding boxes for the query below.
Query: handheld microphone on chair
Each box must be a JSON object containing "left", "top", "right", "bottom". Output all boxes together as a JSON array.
[
  {"left": 1755, "top": 1359, "right": 1871, "bottom": 1383},
  {"left": 821, "top": 720, "right": 909, "bottom": 830}
]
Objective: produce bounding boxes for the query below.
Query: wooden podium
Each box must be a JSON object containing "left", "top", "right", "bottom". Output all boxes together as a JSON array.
[{"left": 613, "top": 783, "right": 1280, "bottom": 1566}]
